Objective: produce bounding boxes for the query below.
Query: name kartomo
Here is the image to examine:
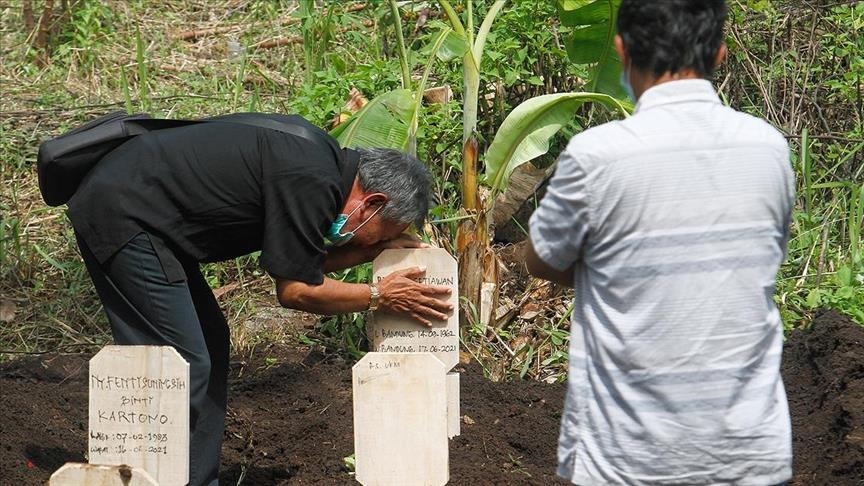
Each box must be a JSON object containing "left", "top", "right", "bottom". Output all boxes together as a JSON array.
[{"left": 95, "top": 409, "right": 170, "bottom": 424}]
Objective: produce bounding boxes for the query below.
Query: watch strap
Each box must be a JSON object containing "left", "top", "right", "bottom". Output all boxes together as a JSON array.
[{"left": 368, "top": 283, "right": 380, "bottom": 311}]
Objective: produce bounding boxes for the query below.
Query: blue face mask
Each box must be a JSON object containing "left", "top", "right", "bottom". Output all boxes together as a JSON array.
[
  {"left": 619, "top": 68, "right": 636, "bottom": 103},
  {"left": 326, "top": 202, "right": 384, "bottom": 246},
  {"left": 327, "top": 213, "right": 353, "bottom": 246}
]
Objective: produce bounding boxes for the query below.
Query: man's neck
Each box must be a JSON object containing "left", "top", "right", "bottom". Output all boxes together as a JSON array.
[{"left": 632, "top": 69, "right": 704, "bottom": 100}]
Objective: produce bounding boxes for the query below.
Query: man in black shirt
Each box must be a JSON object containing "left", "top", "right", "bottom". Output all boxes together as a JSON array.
[{"left": 67, "top": 113, "right": 452, "bottom": 486}]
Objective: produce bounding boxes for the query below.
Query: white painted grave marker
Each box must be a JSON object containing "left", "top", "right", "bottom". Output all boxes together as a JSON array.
[
  {"left": 353, "top": 353, "right": 448, "bottom": 486},
  {"left": 89, "top": 345, "right": 189, "bottom": 486},
  {"left": 447, "top": 372, "right": 461, "bottom": 439},
  {"left": 370, "top": 248, "right": 459, "bottom": 370},
  {"left": 49, "top": 463, "right": 157, "bottom": 486}
]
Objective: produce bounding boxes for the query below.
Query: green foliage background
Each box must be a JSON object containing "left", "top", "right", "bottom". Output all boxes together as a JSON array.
[{"left": 0, "top": 1, "right": 861, "bottom": 379}]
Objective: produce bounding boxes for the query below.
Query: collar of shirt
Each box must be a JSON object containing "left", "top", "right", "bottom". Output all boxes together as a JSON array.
[{"left": 634, "top": 78, "right": 722, "bottom": 114}]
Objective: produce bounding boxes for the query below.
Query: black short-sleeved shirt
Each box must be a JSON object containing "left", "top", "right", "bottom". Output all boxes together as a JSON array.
[{"left": 67, "top": 113, "right": 359, "bottom": 284}]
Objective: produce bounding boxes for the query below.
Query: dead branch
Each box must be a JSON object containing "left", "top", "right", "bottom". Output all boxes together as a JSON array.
[
  {"left": 251, "top": 35, "right": 303, "bottom": 50},
  {"left": 785, "top": 134, "right": 864, "bottom": 143},
  {"left": 175, "top": 24, "right": 245, "bottom": 41},
  {"left": 175, "top": 14, "right": 304, "bottom": 42}
]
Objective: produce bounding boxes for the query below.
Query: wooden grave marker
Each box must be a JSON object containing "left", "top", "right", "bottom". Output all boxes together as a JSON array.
[
  {"left": 370, "top": 248, "right": 459, "bottom": 370},
  {"left": 89, "top": 345, "right": 189, "bottom": 486},
  {"left": 370, "top": 248, "right": 461, "bottom": 438},
  {"left": 49, "top": 463, "right": 157, "bottom": 486},
  {"left": 447, "top": 372, "right": 460, "bottom": 438},
  {"left": 353, "top": 352, "right": 448, "bottom": 486}
]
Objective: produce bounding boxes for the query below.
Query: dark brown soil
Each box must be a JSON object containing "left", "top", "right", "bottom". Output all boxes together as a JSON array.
[
  {"left": 783, "top": 309, "right": 864, "bottom": 484},
  {"left": 1, "top": 310, "right": 862, "bottom": 485}
]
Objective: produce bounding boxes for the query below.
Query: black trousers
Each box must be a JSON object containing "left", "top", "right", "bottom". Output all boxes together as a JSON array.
[{"left": 77, "top": 232, "right": 228, "bottom": 486}]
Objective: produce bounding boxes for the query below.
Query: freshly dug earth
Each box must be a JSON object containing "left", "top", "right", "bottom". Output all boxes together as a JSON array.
[
  {"left": 783, "top": 310, "right": 864, "bottom": 484},
  {"left": 1, "top": 310, "right": 862, "bottom": 485}
]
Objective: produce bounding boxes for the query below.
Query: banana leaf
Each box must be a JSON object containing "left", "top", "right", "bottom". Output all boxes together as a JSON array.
[
  {"left": 330, "top": 89, "right": 416, "bottom": 150},
  {"left": 557, "top": 0, "right": 624, "bottom": 98},
  {"left": 435, "top": 29, "right": 469, "bottom": 63},
  {"left": 558, "top": 0, "right": 620, "bottom": 26},
  {"left": 483, "top": 92, "right": 630, "bottom": 195}
]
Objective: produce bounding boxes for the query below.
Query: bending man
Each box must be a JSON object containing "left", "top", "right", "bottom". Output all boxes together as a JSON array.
[{"left": 67, "top": 112, "right": 452, "bottom": 486}]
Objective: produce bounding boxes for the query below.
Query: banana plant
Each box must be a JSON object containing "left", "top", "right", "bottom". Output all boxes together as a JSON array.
[
  {"left": 332, "top": 0, "right": 630, "bottom": 328},
  {"left": 458, "top": 91, "right": 629, "bottom": 327},
  {"left": 330, "top": 3, "right": 454, "bottom": 156},
  {"left": 557, "top": 0, "right": 625, "bottom": 98},
  {"left": 440, "top": 0, "right": 632, "bottom": 327},
  {"left": 439, "top": 0, "right": 506, "bottom": 215},
  {"left": 330, "top": 89, "right": 416, "bottom": 149},
  {"left": 437, "top": 0, "right": 506, "bottom": 327}
]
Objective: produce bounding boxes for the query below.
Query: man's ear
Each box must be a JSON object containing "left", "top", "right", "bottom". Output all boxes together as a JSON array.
[
  {"left": 614, "top": 35, "right": 627, "bottom": 65},
  {"left": 363, "top": 192, "right": 389, "bottom": 208},
  {"left": 714, "top": 43, "right": 727, "bottom": 68}
]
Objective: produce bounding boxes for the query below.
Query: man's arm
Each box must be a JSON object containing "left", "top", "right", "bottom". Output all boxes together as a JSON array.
[
  {"left": 525, "top": 240, "right": 575, "bottom": 288},
  {"left": 277, "top": 277, "right": 371, "bottom": 315},
  {"left": 276, "top": 266, "right": 452, "bottom": 327}
]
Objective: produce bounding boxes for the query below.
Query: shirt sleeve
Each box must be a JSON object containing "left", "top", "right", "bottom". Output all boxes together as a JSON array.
[
  {"left": 260, "top": 168, "right": 341, "bottom": 284},
  {"left": 529, "top": 147, "right": 593, "bottom": 271}
]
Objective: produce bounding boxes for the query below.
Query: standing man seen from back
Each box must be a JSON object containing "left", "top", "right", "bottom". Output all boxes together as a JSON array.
[{"left": 526, "top": 1, "right": 794, "bottom": 484}]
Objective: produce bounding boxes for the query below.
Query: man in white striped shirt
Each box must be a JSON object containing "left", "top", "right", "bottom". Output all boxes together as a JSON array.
[{"left": 526, "top": 1, "right": 795, "bottom": 484}]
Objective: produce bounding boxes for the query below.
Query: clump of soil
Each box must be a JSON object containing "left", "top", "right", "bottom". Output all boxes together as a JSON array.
[{"left": 1, "top": 310, "right": 862, "bottom": 485}]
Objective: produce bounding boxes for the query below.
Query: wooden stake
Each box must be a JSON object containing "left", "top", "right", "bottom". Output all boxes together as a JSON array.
[
  {"left": 89, "top": 346, "right": 190, "bottom": 486},
  {"left": 353, "top": 353, "right": 448, "bottom": 486}
]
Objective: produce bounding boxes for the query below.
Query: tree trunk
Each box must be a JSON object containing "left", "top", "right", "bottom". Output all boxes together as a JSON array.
[
  {"left": 34, "top": 0, "right": 55, "bottom": 66},
  {"left": 460, "top": 136, "right": 479, "bottom": 213},
  {"left": 23, "top": 1, "right": 35, "bottom": 32},
  {"left": 457, "top": 211, "right": 498, "bottom": 330}
]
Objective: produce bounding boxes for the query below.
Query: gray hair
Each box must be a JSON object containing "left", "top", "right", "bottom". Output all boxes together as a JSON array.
[{"left": 356, "top": 148, "right": 431, "bottom": 229}]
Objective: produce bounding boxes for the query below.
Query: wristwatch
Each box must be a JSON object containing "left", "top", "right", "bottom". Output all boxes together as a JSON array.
[{"left": 368, "top": 283, "right": 380, "bottom": 311}]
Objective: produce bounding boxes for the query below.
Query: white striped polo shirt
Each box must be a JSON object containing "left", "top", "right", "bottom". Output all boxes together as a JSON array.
[{"left": 529, "top": 79, "right": 794, "bottom": 485}]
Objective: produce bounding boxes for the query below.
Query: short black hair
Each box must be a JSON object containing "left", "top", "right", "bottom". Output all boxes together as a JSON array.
[{"left": 617, "top": 0, "right": 727, "bottom": 78}]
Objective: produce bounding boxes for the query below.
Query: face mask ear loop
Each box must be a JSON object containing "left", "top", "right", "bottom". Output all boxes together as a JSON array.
[
  {"left": 349, "top": 202, "right": 384, "bottom": 235},
  {"left": 343, "top": 202, "right": 363, "bottom": 220}
]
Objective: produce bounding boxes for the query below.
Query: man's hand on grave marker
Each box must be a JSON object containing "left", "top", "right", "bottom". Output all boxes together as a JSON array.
[{"left": 377, "top": 266, "right": 453, "bottom": 327}]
